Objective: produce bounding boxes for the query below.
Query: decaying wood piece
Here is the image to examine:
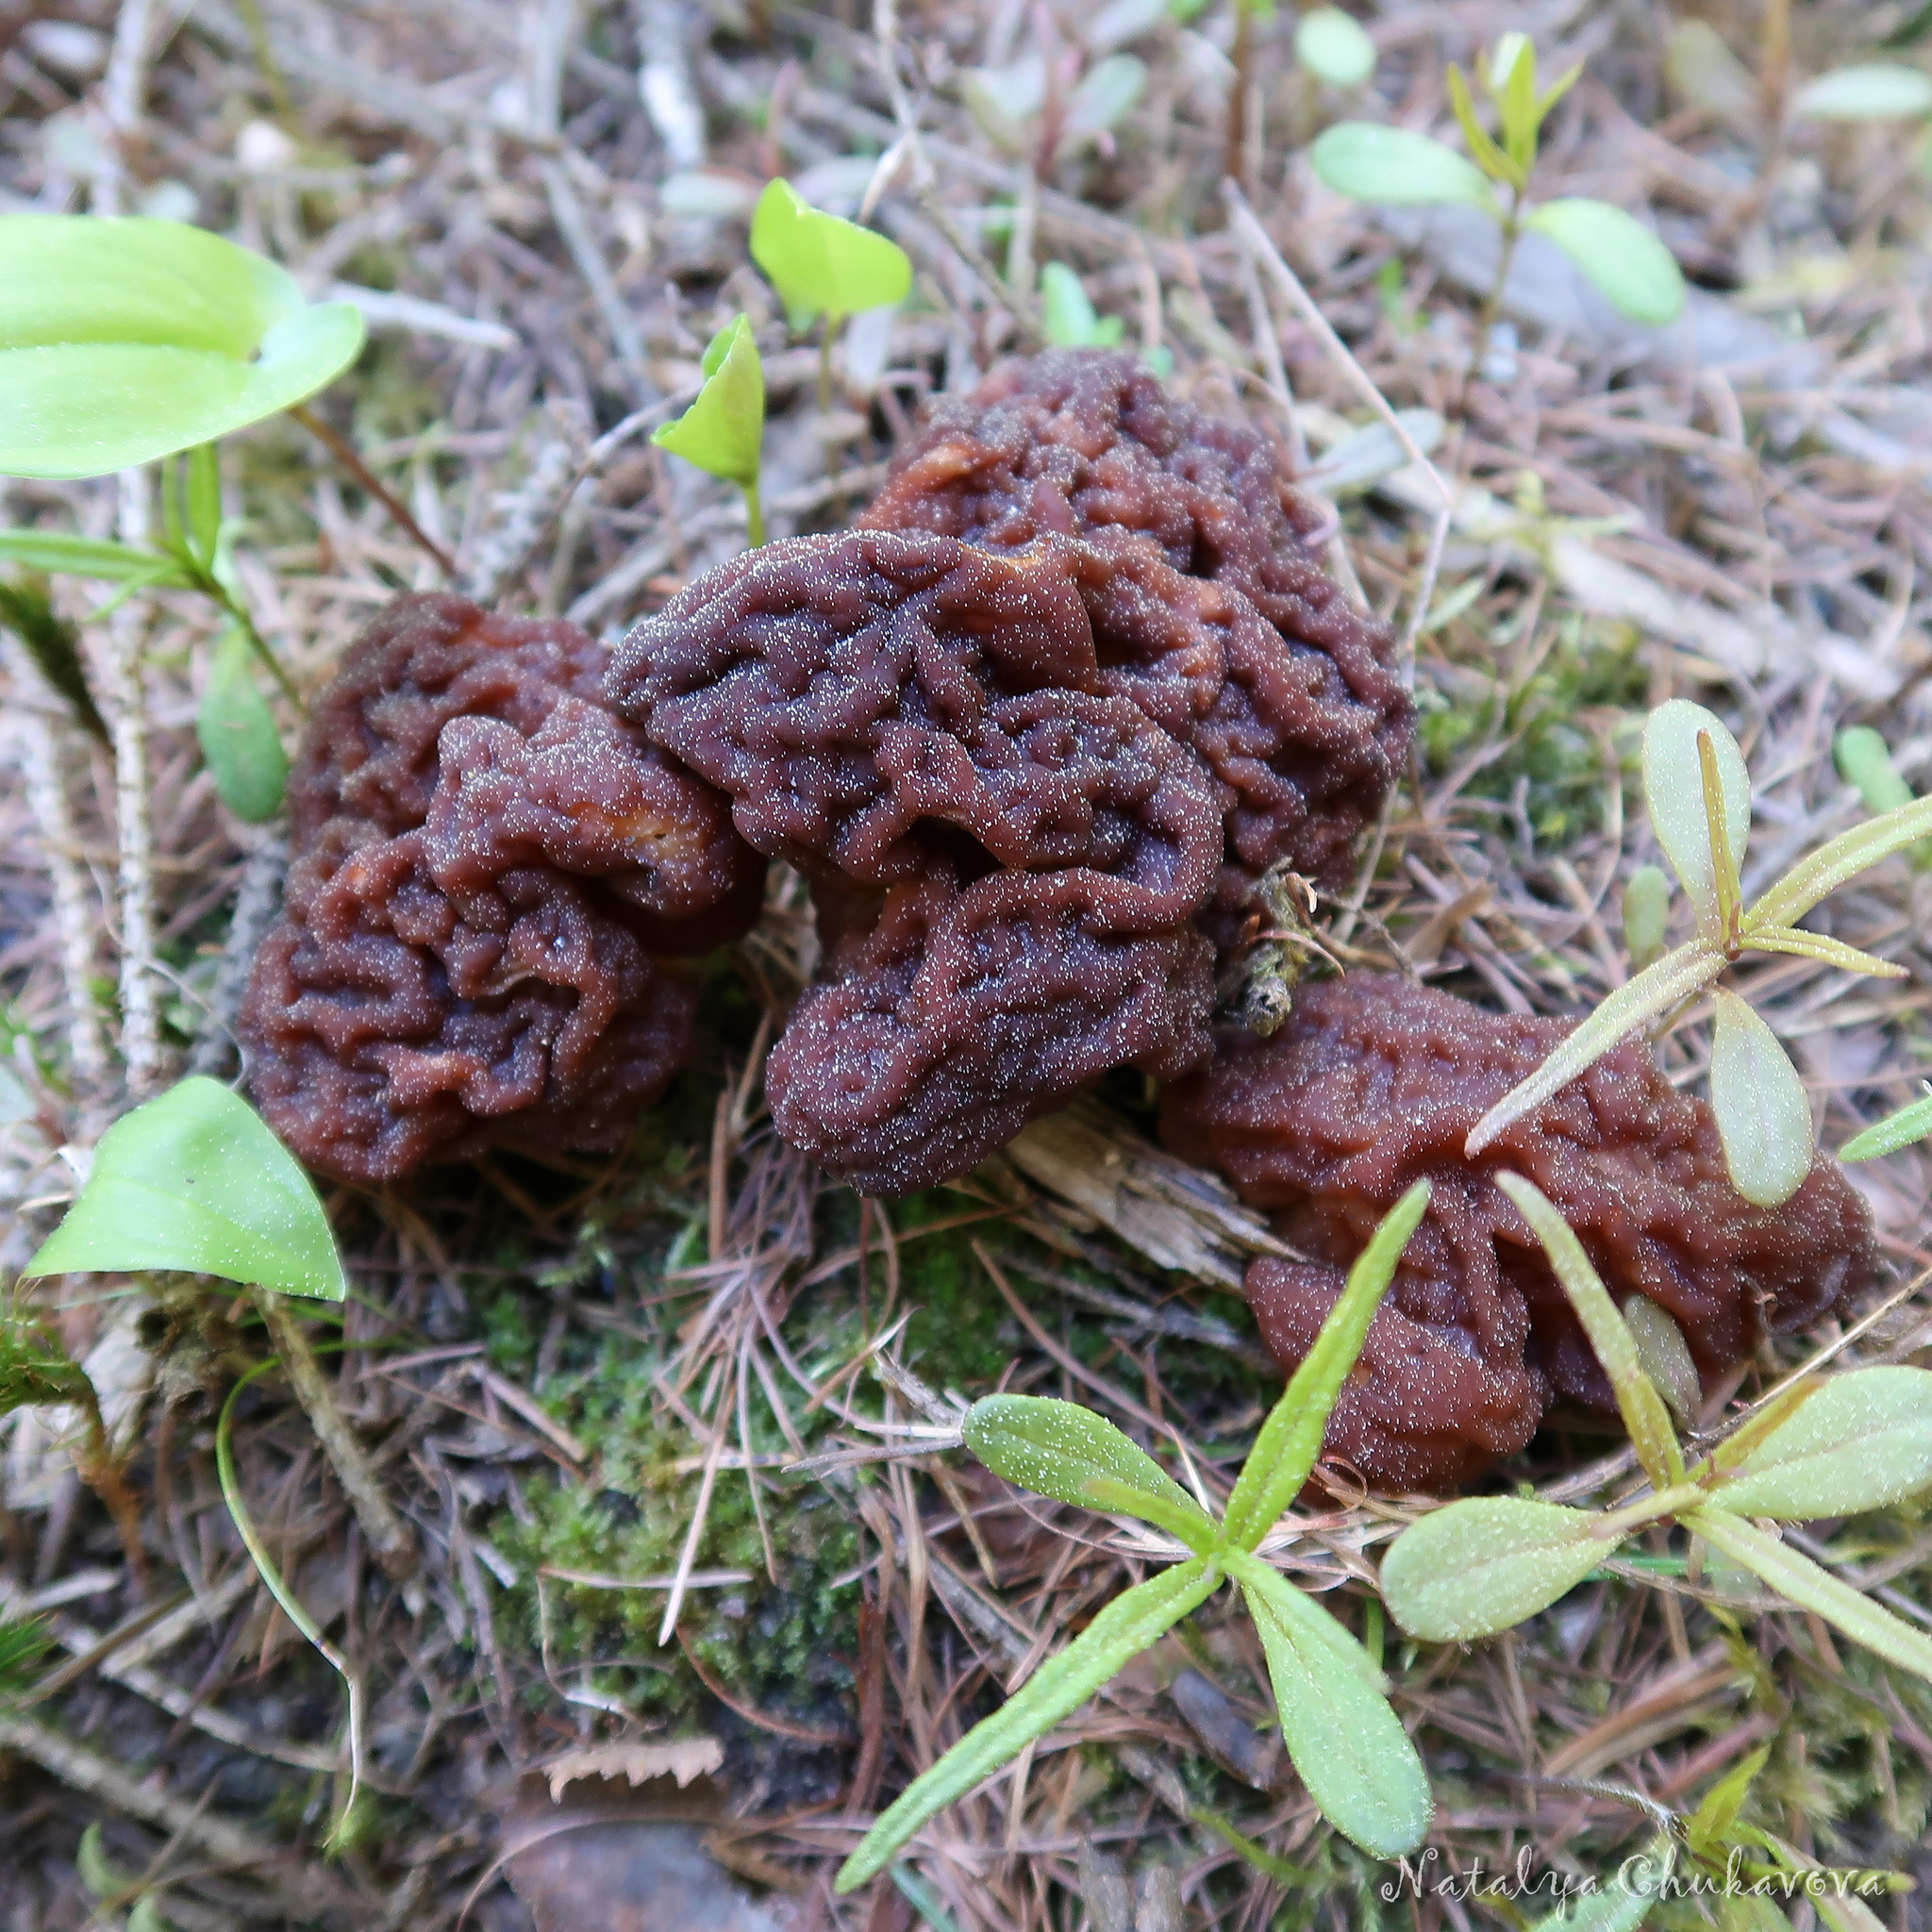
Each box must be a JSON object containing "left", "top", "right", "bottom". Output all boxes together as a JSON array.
[{"left": 1003, "top": 1094, "right": 1295, "bottom": 1290}]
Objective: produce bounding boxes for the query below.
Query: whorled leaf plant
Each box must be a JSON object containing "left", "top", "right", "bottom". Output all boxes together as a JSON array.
[
  {"left": 836, "top": 1183, "right": 1438, "bottom": 1894},
  {"left": 1466, "top": 699, "right": 1932, "bottom": 1208},
  {"left": 1312, "top": 35, "right": 1686, "bottom": 333},
  {"left": 1380, "top": 1174, "right": 1932, "bottom": 1688}
]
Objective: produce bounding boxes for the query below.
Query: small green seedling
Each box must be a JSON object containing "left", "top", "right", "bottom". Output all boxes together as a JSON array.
[
  {"left": 76, "top": 1823, "right": 175, "bottom": 1932},
  {"left": 837, "top": 1184, "right": 1437, "bottom": 1894},
  {"left": 1312, "top": 36, "right": 1687, "bottom": 330},
  {"left": 1379, "top": 1174, "right": 1932, "bottom": 1688},
  {"left": 1836, "top": 724, "right": 1932, "bottom": 868},
  {"left": 0, "top": 214, "right": 364, "bottom": 479},
  {"left": 1294, "top": 8, "right": 1376, "bottom": 91},
  {"left": 653, "top": 314, "right": 768, "bottom": 547},
  {"left": 1040, "top": 263, "right": 1124, "bottom": 349},
  {"left": 1468, "top": 698, "right": 1932, "bottom": 1207},
  {"left": 22, "top": 1075, "right": 346, "bottom": 1302}
]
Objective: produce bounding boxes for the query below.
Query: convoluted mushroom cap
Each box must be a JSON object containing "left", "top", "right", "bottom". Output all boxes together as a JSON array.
[
  {"left": 241, "top": 594, "right": 763, "bottom": 1184},
  {"left": 1159, "top": 973, "right": 1875, "bottom": 1491}
]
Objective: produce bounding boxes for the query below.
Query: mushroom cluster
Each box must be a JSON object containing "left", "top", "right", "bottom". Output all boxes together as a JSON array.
[
  {"left": 609, "top": 349, "right": 1411, "bottom": 1194},
  {"left": 240, "top": 593, "right": 763, "bottom": 1184},
  {"left": 1160, "top": 972, "right": 1876, "bottom": 1491}
]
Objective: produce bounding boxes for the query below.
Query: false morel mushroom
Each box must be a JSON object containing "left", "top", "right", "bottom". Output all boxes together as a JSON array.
[
  {"left": 610, "top": 349, "right": 1411, "bottom": 1193},
  {"left": 1160, "top": 972, "right": 1875, "bottom": 1491},
  {"left": 240, "top": 593, "right": 763, "bottom": 1183}
]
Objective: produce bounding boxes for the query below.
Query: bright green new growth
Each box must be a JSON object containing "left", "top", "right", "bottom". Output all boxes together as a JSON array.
[
  {"left": 1311, "top": 36, "right": 1685, "bottom": 327},
  {"left": 835, "top": 1183, "right": 1435, "bottom": 1893},
  {"left": 653, "top": 315, "right": 768, "bottom": 545},
  {"left": 1467, "top": 698, "right": 1929, "bottom": 1206},
  {"left": 749, "top": 179, "right": 912, "bottom": 331},
  {"left": 1379, "top": 1174, "right": 1932, "bottom": 1686},
  {"left": 0, "top": 215, "right": 365, "bottom": 479},
  {"left": 1040, "top": 264, "right": 1124, "bottom": 350},
  {"left": 22, "top": 1076, "right": 347, "bottom": 1302}
]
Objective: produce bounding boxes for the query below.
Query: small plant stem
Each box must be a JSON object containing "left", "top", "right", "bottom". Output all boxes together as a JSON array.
[
  {"left": 817, "top": 323, "right": 838, "bottom": 417},
  {"left": 1458, "top": 187, "right": 1524, "bottom": 414},
  {"left": 1593, "top": 1481, "right": 1707, "bottom": 1542},
  {"left": 1225, "top": 0, "right": 1255, "bottom": 191},
  {"left": 69, "top": 1374, "right": 148, "bottom": 1596},
  {"left": 288, "top": 403, "right": 456, "bottom": 577},
  {"left": 253, "top": 1291, "right": 417, "bottom": 1581},
  {"left": 225, "top": 606, "right": 303, "bottom": 711},
  {"left": 740, "top": 481, "right": 767, "bottom": 549}
]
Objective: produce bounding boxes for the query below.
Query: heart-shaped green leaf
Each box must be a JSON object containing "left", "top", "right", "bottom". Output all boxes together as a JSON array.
[
  {"left": 197, "top": 622, "right": 287, "bottom": 824},
  {"left": 0, "top": 215, "right": 366, "bottom": 480},
  {"left": 1309, "top": 125, "right": 1497, "bottom": 208},
  {"left": 1295, "top": 8, "right": 1376, "bottom": 88},
  {"left": 1225, "top": 1550, "right": 1429, "bottom": 1857},
  {"left": 653, "top": 313, "right": 764, "bottom": 491},
  {"left": 23, "top": 1076, "right": 346, "bottom": 1301},
  {"left": 1380, "top": 1497, "right": 1609, "bottom": 1641},
  {"left": 835, "top": 1557, "right": 1221, "bottom": 1892},
  {"left": 1708, "top": 989, "right": 1813, "bottom": 1209},
  {"left": 1711, "top": 1367, "right": 1932, "bottom": 1519},
  {"left": 962, "top": 1393, "right": 1219, "bottom": 1554},
  {"left": 1642, "top": 700, "right": 1750, "bottom": 941},
  {"left": 750, "top": 179, "right": 912, "bottom": 330},
  {"left": 0, "top": 529, "right": 192, "bottom": 585},
  {"left": 1525, "top": 199, "right": 1687, "bottom": 325},
  {"left": 1223, "top": 1180, "right": 1430, "bottom": 1552}
]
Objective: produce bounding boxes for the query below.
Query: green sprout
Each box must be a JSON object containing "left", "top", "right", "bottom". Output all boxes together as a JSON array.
[
  {"left": 837, "top": 1184, "right": 1436, "bottom": 1894},
  {"left": 1040, "top": 263, "right": 1124, "bottom": 348},
  {"left": 750, "top": 178, "right": 911, "bottom": 410},
  {"left": 653, "top": 314, "right": 768, "bottom": 547},
  {"left": 1467, "top": 698, "right": 1932, "bottom": 1208},
  {"left": 1379, "top": 1174, "right": 1932, "bottom": 1688},
  {"left": 1312, "top": 35, "right": 1687, "bottom": 358}
]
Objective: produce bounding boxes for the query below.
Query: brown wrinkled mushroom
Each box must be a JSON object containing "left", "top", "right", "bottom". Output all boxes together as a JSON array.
[
  {"left": 240, "top": 594, "right": 763, "bottom": 1184},
  {"left": 610, "top": 351, "right": 1410, "bottom": 1195},
  {"left": 1159, "top": 973, "right": 1876, "bottom": 1491}
]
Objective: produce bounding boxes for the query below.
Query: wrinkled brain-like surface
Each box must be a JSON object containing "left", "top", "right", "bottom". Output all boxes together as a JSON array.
[
  {"left": 242, "top": 594, "right": 763, "bottom": 1184},
  {"left": 611, "top": 351, "right": 1412, "bottom": 1194},
  {"left": 1160, "top": 973, "right": 1875, "bottom": 1491}
]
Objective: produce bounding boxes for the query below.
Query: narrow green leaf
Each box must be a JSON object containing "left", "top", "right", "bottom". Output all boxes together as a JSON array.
[
  {"left": 0, "top": 1614, "right": 53, "bottom": 1696},
  {"left": 1040, "top": 263, "right": 1124, "bottom": 349},
  {"left": 1223, "top": 1180, "right": 1430, "bottom": 1552},
  {"left": 1224, "top": 1550, "right": 1430, "bottom": 1857},
  {"left": 1791, "top": 63, "right": 1932, "bottom": 120},
  {"left": 1497, "top": 34, "right": 1540, "bottom": 175},
  {"left": 653, "top": 314, "right": 764, "bottom": 492},
  {"left": 0, "top": 529, "right": 191, "bottom": 584},
  {"left": 834, "top": 1558, "right": 1221, "bottom": 1892},
  {"left": 1525, "top": 200, "right": 1687, "bottom": 325},
  {"left": 1836, "top": 726, "right": 1915, "bottom": 816},
  {"left": 1494, "top": 1173, "right": 1685, "bottom": 1487},
  {"left": 1309, "top": 124, "right": 1498, "bottom": 208},
  {"left": 749, "top": 179, "right": 911, "bottom": 330},
  {"left": 962, "top": 1394, "right": 1220, "bottom": 1554},
  {"left": 1622, "top": 863, "right": 1670, "bottom": 970},
  {"left": 22, "top": 1075, "right": 347, "bottom": 1302},
  {"left": 1444, "top": 67, "right": 1524, "bottom": 189},
  {"left": 0, "top": 215, "right": 365, "bottom": 479},
  {"left": 1536, "top": 60, "right": 1584, "bottom": 121},
  {"left": 185, "top": 441, "right": 222, "bottom": 569},
  {"left": 1841, "top": 1090, "right": 1932, "bottom": 1160},
  {"left": 1745, "top": 792, "right": 1932, "bottom": 930},
  {"left": 1527, "top": 1836, "right": 1675, "bottom": 1932},
  {"left": 0, "top": 575, "right": 108, "bottom": 742},
  {"left": 1624, "top": 1296, "right": 1701, "bottom": 1426},
  {"left": 1690, "top": 1507, "right": 1932, "bottom": 1685},
  {"left": 1684, "top": 1743, "right": 1772, "bottom": 1857},
  {"left": 1712, "top": 1367, "right": 1932, "bottom": 1518},
  {"left": 1747, "top": 925, "right": 1906, "bottom": 978},
  {"left": 1707, "top": 991, "right": 1813, "bottom": 1209},
  {"left": 1642, "top": 700, "right": 1751, "bottom": 940},
  {"left": 197, "top": 622, "right": 287, "bottom": 824},
  {"left": 1068, "top": 54, "right": 1147, "bottom": 135},
  {"left": 1464, "top": 941, "right": 1724, "bottom": 1157},
  {"left": 1380, "top": 1497, "right": 1609, "bottom": 1641},
  {"left": 1294, "top": 7, "right": 1376, "bottom": 88}
]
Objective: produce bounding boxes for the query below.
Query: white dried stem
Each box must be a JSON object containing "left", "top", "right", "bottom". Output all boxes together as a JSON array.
[{"left": 188, "top": 825, "right": 289, "bottom": 1078}]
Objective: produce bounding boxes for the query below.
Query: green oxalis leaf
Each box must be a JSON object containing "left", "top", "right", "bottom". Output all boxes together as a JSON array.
[
  {"left": 23, "top": 1076, "right": 346, "bottom": 1301},
  {"left": 835, "top": 1183, "right": 1434, "bottom": 1891},
  {"left": 0, "top": 215, "right": 366, "bottom": 480},
  {"left": 196, "top": 622, "right": 287, "bottom": 824},
  {"left": 749, "top": 179, "right": 911, "bottom": 331},
  {"left": 654, "top": 314, "right": 764, "bottom": 491}
]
